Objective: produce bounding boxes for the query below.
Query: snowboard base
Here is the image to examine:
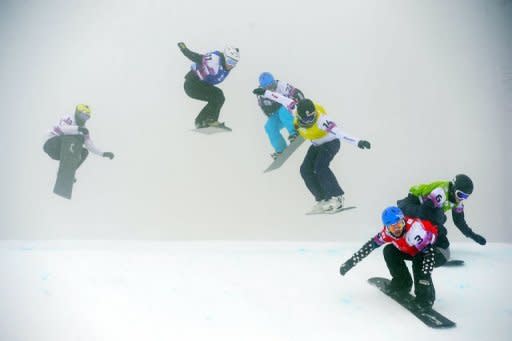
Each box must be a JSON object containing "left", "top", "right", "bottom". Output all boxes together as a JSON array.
[
  {"left": 368, "top": 277, "right": 456, "bottom": 328},
  {"left": 191, "top": 123, "right": 232, "bottom": 135},
  {"left": 264, "top": 136, "right": 305, "bottom": 173},
  {"left": 53, "top": 135, "right": 82, "bottom": 199},
  {"left": 443, "top": 259, "right": 464, "bottom": 267},
  {"left": 306, "top": 206, "right": 356, "bottom": 215}
]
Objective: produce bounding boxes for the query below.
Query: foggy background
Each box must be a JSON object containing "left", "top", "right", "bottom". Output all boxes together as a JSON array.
[{"left": 0, "top": 0, "right": 510, "bottom": 241}]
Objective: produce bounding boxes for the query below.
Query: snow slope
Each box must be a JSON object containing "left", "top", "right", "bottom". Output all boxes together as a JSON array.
[{"left": 0, "top": 240, "right": 509, "bottom": 341}]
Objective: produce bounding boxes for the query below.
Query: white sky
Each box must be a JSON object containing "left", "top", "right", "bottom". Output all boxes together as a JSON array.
[{"left": 0, "top": 0, "right": 510, "bottom": 240}]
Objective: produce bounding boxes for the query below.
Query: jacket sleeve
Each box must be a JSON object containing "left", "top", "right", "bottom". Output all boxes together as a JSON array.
[
  {"left": 261, "top": 90, "right": 297, "bottom": 110},
  {"left": 83, "top": 135, "right": 104, "bottom": 156},
  {"left": 59, "top": 125, "right": 80, "bottom": 135},
  {"left": 452, "top": 209, "right": 474, "bottom": 237},
  {"left": 179, "top": 46, "right": 203, "bottom": 64},
  {"left": 340, "top": 238, "right": 381, "bottom": 275},
  {"left": 317, "top": 115, "right": 359, "bottom": 146}
]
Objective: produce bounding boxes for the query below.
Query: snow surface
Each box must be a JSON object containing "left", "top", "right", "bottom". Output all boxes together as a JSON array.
[{"left": 0, "top": 240, "right": 510, "bottom": 341}]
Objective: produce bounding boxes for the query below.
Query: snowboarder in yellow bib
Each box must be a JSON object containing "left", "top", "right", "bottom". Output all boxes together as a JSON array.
[
  {"left": 293, "top": 99, "right": 371, "bottom": 213},
  {"left": 253, "top": 90, "right": 372, "bottom": 213}
]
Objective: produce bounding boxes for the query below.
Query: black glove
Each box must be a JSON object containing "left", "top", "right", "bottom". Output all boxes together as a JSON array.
[
  {"left": 78, "top": 127, "right": 89, "bottom": 135},
  {"left": 357, "top": 140, "right": 371, "bottom": 149},
  {"left": 470, "top": 232, "right": 486, "bottom": 245},
  {"left": 103, "top": 152, "right": 114, "bottom": 160},
  {"left": 177, "top": 42, "right": 187, "bottom": 51},
  {"left": 252, "top": 88, "right": 265, "bottom": 96},
  {"left": 340, "top": 258, "right": 355, "bottom": 276}
]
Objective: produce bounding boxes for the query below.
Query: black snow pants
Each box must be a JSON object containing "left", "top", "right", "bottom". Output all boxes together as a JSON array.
[
  {"left": 383, "top": 244, "right": 436, "bottom": 306},
  {"left": 43, "top": 135, "right": 88, "bottom": 169},
  {"left": 184, "top": 72, "right": 225, "bottom": 125},
  {"left": 300, "top": 139, "right": 343, "bottom": 201}
]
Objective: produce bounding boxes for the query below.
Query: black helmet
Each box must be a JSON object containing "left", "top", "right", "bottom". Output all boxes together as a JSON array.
[
  {"left": 296, "top": 99, "right": 317, "bottom": 127},
  {"left": 453, "top": 174, "right": 473, "bottom": 198}
]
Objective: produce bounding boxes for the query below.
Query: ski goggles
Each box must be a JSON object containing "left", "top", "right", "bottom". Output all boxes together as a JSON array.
[
  {"left": 76, "top": 112, "right": 91, "bottom": 122},
  {"left": 225, "top": 56, "right": 238, "bottom": 67},
  {"left": 455, "top": 189, "right": 470, "bottom": 201},
  {"left": 299, "top": 111, "right": 317, "bottom": 125},
  {"left": 386, "top": 219, "right": 405, "bottom": 237}
]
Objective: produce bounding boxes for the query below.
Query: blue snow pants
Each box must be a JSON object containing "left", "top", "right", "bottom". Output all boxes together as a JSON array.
[
  {"left": 264, "top": 106, "right": 296, "bottom": 153},
  {"left": 300, "top": 139, "right": 344, "bottom": 201}
]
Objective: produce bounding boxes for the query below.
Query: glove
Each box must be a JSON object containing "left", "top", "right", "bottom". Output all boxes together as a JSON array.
[
  {"left": 339, "top": 258, "right": 355, "bottom": 276},
  {"left": 78, "top": 127, "right": 89, "bottom": 135},
  {"left": 103, "top": 152, "right": 114, "bottom": 160},
  {"left": 470, "top": 232, "right": 486, "bottom": 245},
  {"left": 252, "top": 88, "right": 265, "bottom": 96},
  {"left": 177, "top": 42, "right": 187, "bottom": 51},
  {"left": 357, "top": 140, "right": 371, "bottom": 149},
  {"left": 420, "top": 246, "right": 435, "bottom": 275}
]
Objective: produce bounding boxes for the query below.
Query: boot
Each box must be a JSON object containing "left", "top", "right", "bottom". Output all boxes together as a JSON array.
[
  {"left": 414, "top": 278, "right": 435, "bottom": 310},
  {"left": 271, "top": 151, "right": 282, "bottom": 160},
  {"left": 308, "top": 200, "right": 327, "bottom": 214},
  {"left": 387, "top": 277, "right": 413, "bottom": 296},
  {"left": 322, "top": 195, "right": 344, "bottom": 212}
]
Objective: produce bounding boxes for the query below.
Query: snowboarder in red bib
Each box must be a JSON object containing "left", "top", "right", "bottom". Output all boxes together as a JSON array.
[{"left": 340, "top": 206, "right": 438, "bottom": 309}]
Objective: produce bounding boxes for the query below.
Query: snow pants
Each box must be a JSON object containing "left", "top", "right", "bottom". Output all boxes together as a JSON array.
[
  {"left": 383, "top": 244, "right": 436, "bottom": 306},
  {"left": 264, "top": 106, "right": 296, "bottom": 153},
  {"left": 184, "top": 75, "right": 225, "bottom": 125},
  {"left": 300, "top": 139, "right": 343, "bottom": 201},
  {"left": 43, "top": 135, "right": 88, "bottom": 169}
]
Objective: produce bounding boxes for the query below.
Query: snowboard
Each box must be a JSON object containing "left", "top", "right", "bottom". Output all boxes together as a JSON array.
[
  {"left": 306, "top": 206, "right": 356, "bottom": 215},
  {"left": 368, "top": 277, "right": 456, "bottom": 328},
  {"left": 443, "top": 259, "right": 464, "bottom": 267},
  {"left": 264, "top": 136, "right": 305, "bottom": 173},
  {"left": 53, "top": 135, "right": 83, "bottom": 199},
  {"left": 191, "top": 123, "right": 232, "bottom": 135}
]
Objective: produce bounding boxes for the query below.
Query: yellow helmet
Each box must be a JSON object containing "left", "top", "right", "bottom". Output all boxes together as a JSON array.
[{"left": 75, "top": 104, "right": 91, "bottom": 117}]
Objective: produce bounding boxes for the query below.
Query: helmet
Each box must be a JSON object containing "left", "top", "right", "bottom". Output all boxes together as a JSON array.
[
  {"left": 452, "top": 174, "right": 473, "bottom": 200},
  {"left": 224, "top": 46, "right": 240, "bottom": 67},
  {"left": 75, "top": 104, "right": 91, "bottom": 116},
  {"left": 296, "top": 99, "right": 317, "bottom": 127},
  {"left": 75, "top": 104, "right": 91, "bottom": 125},
  {"left": 381, "top": 206, "right": 405, "bottom": 226},
  {"left": 259, "top": 72, "right": 275, "bottom": 88}
]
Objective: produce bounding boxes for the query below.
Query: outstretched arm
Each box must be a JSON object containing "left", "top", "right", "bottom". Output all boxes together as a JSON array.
[
  {"left": 340, "top": 239, "right": 381, "bottom": 275},
  {"left": 177, "top": 42, "right": 203, "bottom": 64},
  {"left": 452, "top": 210, "right": 486, "bottom": 245},
  {"left": 317, "top": 115, "right": 371, "bottom": 149}
]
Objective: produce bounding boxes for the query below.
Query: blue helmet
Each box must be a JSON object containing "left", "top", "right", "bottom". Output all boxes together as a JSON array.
[
  {"left": 381, "top": 206, "right": 404, "bottom": 226},
  {"left": 259, "top": 72, "right": 275, "bottom": 88}
]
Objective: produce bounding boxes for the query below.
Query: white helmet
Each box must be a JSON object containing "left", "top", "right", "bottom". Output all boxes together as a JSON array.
[{"left": 224, "top": 46, "right": 240, "bottom": 67}]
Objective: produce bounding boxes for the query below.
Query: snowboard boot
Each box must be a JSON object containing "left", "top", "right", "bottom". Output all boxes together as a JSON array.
[
  {"left": 288, "top": 133, "right": 299, "bottom": 143},
  {"left": 271, "top": 151, "right": 282, "bottom": 160},
  {"left": 414, "top": 278, "right": 435, "bottom": 310},
  {"left": 206, "top": 120, "right": 224, "bottom": 128},
  {"left": 322, "top": 195, "right": 344, "bottom": 213},
  {"left": 308, "top": 200, "right": 327, "bottom": 214},
  {"left": 387, "top": 277, "right": 413, "bottom": 296},
  {"left": 195, "top": 120, "right": 208, "bottom": 129}
]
